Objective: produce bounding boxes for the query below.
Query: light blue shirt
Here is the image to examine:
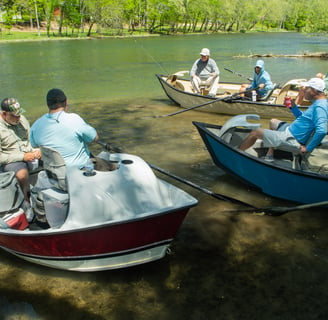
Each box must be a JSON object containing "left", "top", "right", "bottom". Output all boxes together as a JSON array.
[
  {"left": 289, "top": 98, "right": 328, "bottom": 152},
  {"left": 30, "top": 111, "right": 97, "bottom": 168},
  {"left": 250, "top": 68, "right": 274, "bottom": 97}
]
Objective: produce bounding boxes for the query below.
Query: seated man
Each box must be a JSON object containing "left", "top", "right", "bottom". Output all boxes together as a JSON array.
[
  {"left": 240, "top": 60, "right": 274, "bottom": 100},
  {"left": 239, "top": 78, "right": 328, "bottom": 160},
  {"left": 190, "top": 48, "right": 220, "bottom": 98},
  {"left": 30, "top": 88, "right": 115, "bottom": 172},
  {"left": 0, "top": 98, "right": 41, "bottom": 221}
]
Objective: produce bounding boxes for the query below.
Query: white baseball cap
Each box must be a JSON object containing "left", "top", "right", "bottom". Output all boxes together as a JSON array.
[
  {"left": 301, "top": 77, "right": 325, "bottom": 92},
  {"left": 200, "top": 48, "right": 210, "bottom": 56}
]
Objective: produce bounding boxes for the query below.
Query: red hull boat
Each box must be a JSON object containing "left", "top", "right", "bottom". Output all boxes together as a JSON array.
[{"left": 0, "top": 150, "right": 197, "bottom": 272}]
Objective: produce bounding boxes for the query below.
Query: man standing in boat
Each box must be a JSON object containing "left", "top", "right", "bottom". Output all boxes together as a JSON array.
[
  {"left": 190, "top": 48, "right": 220, "bottom": 98},
  {"left": 239, "top": 78, "right": 328, "bottom": 159},
  {"left": 240, "top": 60, "right": 274, "bottom": 100}
]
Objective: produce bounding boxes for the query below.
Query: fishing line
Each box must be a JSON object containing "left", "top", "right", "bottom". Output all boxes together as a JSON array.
[{"left": 134, "top": 39, "right": 169, "bottom": 74}]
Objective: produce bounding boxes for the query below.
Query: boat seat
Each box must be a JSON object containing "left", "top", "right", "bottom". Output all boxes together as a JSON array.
[
  {"left": 275, "top": 79, "right": 306, "bottom": 104},
  {"left": 168, "top": 74, "right": 185, "bottom": 91},
  {"left": 257, "top": 83, "right": 277, "bottom": 101},
  {"left": 40, "top": 146, "right": 67, "bottom": 192},
  {"left": 218, "top": 114, "right": 261, "bottom": 138}
]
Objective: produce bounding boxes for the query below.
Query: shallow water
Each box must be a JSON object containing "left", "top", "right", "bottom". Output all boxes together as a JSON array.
[
  {"left": 0, "top": 33, "right": 328, "bottom": 319},
  {"left": 1, "top": 100, "right": 328, "bottom": 320}
]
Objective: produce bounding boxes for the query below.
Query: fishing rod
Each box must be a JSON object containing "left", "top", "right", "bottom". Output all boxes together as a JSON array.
[
  {"left": 224, "top": 68, "right": 253, "bottom": 82},
  {"left": 134, "top": 39, "right": 170, "bottom": 75}
]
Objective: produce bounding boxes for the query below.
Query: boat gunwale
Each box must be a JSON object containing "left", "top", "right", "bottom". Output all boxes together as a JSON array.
[
  {"left": 0, "top": 200, "right": 197, "bottom": 237},
  {"left": 155, "top": 73, "right": 287, "bottom": 109}
]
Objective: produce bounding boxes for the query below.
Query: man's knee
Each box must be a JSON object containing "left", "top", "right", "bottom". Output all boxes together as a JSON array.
[
  {"left": 250, "top": 128, "right": 264, "bottom": 140},
  {"left": 15, "top": 168, "right": 29, "bottom": 182},
  {"left": 270, "top": 119, "right": 281, "bottom": 130}
]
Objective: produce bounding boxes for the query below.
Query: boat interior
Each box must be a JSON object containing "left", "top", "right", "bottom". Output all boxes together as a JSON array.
[
  {"left": 208, "top": 114, "right": 328, "bottom": 174},
  {"left": 164, "top": 73, "right": 311, "bottom": 106},
  {"left": 0, "top": 147, "right": 197, "bottom": 232}
]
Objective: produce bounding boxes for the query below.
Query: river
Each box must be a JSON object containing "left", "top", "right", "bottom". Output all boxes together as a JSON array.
[{"left": 0, "top": 32, "right": 327, "bottom": 320}]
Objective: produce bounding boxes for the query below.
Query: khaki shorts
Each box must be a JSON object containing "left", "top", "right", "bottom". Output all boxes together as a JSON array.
[{"left": 263, "top": 127, "right": 301, "bottom": 153}]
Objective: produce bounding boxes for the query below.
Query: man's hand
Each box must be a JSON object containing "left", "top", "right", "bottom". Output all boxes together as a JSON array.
[
  {"left": 24, "top": 149, "right": 42, "bottom": 162},
  {"left": 300, "top": 145, "right": 307, "bottom": 153}
]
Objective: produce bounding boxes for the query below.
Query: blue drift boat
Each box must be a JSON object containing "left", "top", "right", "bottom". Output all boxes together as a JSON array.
[{"left": 193, "top": 115, "right": 328, "bottom": 204}]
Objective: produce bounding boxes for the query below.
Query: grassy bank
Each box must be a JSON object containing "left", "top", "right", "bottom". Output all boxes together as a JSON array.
[{"left": 0, "top": 28, "right": 154, "bottom": 42}]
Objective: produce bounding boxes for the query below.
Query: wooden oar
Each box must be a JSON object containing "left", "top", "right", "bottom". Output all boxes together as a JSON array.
[
  {"left": 147, "top": 88, "right": 252, "bottom": 119},
  {"left": 224, "top": 67, "right": 253, "bottom": 82},
  {"left": 148, "top": 163, "right": 256, "bottom": 208},
  {"left": 226, "top": 200, "right": 328, "bottom": 216}
]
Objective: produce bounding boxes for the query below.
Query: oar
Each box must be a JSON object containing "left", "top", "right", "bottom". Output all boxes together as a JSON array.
[
  {"left": 147, "top": 88, "right": 252, "bottom": 119},
  {"left": 97, "top": 141, "right": 325, "bottom": 216},
  {"left": 96, "top": 140, "right": 256, "bottom": 207},
  {"left": 148, "top": 163, "right": 256, "bottom": 208},
  {"left": 226, "top": 200, "right": 328, "bottom": 216},
  {"left": 224, "top": 67, "right": 253, "bottom": 82}
]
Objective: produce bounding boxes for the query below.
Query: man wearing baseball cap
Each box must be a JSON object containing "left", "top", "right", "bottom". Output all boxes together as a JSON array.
[
  {"left": 0, "top": 97, "right": 41, "bottom": 221},
  {"left": 190, "top": 48, "right": 220, "bottom": 97},
  {"left": 239, "top": 77, "right": 328, "bottom": 159}
]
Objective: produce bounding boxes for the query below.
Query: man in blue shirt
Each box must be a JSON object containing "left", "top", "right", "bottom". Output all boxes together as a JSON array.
[
  {"left": 239, "top": 78, "right": 328, "bottom": 157},
  {"left": 240, "top": 60, "right": 274, "bottom": 100},
  {"left": 190, "top": 48, "right": 220, "bottom": 98},
  {"left": 30, "top": 88, "right": 98, "bottom": 168}
]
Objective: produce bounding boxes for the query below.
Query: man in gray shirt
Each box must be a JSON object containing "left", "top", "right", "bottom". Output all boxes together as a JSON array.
[{"left": 190, "top": 48, "right": 220, "bottom": 97}]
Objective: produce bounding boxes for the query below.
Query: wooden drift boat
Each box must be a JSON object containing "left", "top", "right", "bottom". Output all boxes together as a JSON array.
[
  {"left": 0, "top": 148, "right": 198, "bottom": 272},
  {"left": 156, "top": 73, "right": 310, "bottom": 119},
  {"left": 193, "top": 115, "right": 328, "bottom": 204}
]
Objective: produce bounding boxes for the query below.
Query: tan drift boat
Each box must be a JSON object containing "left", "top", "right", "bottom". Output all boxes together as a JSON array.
[{"left": 156, "top": 73, "right": 310, "bottom": 119}]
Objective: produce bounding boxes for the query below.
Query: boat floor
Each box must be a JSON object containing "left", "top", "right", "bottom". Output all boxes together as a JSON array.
[
  {"left": 208, "top": 127, "right": 328, "bottom": 174},
  {"left": 163, "top": 75, "right": 311, "bottom": 106}
]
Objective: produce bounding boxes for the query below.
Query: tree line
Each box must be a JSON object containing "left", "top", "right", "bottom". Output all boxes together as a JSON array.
[{"left": 1, "top": 0, "right": 327, "bottom": 37}]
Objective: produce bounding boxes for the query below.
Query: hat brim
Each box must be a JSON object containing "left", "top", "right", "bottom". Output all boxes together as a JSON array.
[{"left": 12, "top": 107, "right": 26, "bottom": 116}]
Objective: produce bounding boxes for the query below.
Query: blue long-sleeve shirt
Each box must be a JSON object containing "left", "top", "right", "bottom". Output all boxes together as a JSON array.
[
  {"left": 250, "top": 69, "right": 274, "bottom": 97},
  {"left": 289, "top": 98, "right": 328, "bottom": 152}
]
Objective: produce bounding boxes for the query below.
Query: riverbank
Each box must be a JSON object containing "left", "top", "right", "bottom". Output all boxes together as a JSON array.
[
  {"left": 0, "top": 26, "right": 156, "bottom": 43},
  {"left": 0, "top": 26, "right": 298, "bottom": 43}
]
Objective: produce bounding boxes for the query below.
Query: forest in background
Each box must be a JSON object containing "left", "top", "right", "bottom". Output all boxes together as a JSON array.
[{"left": 0, "top": 0, "right": 327, "bottom": 38}]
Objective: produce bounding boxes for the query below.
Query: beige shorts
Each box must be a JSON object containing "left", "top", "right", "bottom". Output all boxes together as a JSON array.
[{"left": 263, "top": 127, "right": 301, "bottom": 153}]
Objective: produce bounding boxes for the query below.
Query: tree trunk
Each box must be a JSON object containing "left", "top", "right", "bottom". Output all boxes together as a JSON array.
[
  {"left": 87, "top": 22, "right": 94, "bottom": 36},
  {"left": 34, "top": 0, "right": 40, "bottom": 36}
]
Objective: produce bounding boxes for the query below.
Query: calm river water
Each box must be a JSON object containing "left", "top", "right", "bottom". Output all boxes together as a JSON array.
[{"left": 0, "top": 33, "right": 328, "bottom": 320}]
